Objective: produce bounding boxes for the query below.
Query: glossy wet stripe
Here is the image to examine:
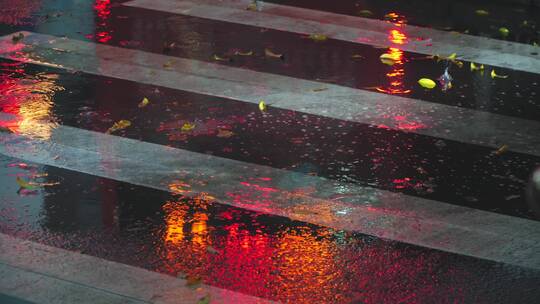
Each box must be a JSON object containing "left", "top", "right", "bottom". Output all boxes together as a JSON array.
[
  {"left": 1, "top": 32, "right": 539, "bottom": 158},
  {"left": 1, "top": 124, "right": 540, "bottom": 270},
  {"left": 0, "top": 234, "right": 271, "bottom": 304},
  {"left": 123, "top": 0, "right": 540, "bottom": 74}
]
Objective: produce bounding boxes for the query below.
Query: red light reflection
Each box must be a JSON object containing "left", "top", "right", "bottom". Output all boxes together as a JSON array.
[{"left": 93, "top": 0, "right": 112, "bottom": 43}]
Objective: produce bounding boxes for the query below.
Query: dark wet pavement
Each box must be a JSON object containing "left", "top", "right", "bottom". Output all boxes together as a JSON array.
[
  {"left": 2, "top": 154, "right": 540, "bottom": 303},
  {"left": 1, "top": 0, "right": 540, "bottom": 303}
]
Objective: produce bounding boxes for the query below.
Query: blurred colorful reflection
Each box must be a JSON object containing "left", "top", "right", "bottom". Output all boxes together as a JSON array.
[
  {"left": 155, "top": 197, "right": 469, "bottom": 303},
  {"left": 0, "top": 62, "right": 62, "bottom": 139},
  {"left": 377, "top": 14, "right": 410, "bottom": 95}
]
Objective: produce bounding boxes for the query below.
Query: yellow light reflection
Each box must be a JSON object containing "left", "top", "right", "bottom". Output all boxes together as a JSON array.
[{"left": 0, "top": 71, "right": 62, "bottom": 139}]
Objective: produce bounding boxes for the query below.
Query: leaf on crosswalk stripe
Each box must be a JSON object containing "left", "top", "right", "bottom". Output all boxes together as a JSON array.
[
  {"left": 264, "top": 48, "right": 284, "bottom": 60},
  {"left": 212, "top": 54, "right": 231, "bottom": 62},
  {"left": 259, "top": 100, "right": 267, "bottom": 112},
  {"left": 234, "top": 50, "right": 254, "bottom": 56},
  {"left": 379, "top": 53, "right": 398, "bottom": 65},
  {"left": 418, "top": 78, "right": 436, "bottom": 89},
  {"left": 499, "top": 27, "right": 510, "bottom": 38},
  {"left": 197, "top": 295, "right": 211, "bottom": 304},
  {"left": 12, "top": 33, "right": 24, "bottom": 43},
  {"left": 138, "top": 97, "right": 150, "bottom": 108},
  {"left": 163, "top": 59, "right": 176, "bottom": 69},
  {"left": 181, "top": 122, "right": 196, "bottom": 132},
  {"left": 357, "top": 10, "right": 373, "bottom": 17},
  {"left": 106, "top": 120, "right": 131, "bottom": 134},
  {"left": 308, "top": 33, "right": 328, "bottom": 42},
  {"left": 216, "top": 129, "right": 234, "bottom": 138},
  {"left": 491, "top": 69, "right": 508, "bottom": 79},
  {"left": 475, "top": 9, "right": 489, "bottom": 16},
  {"left": 312, "top": 87, "right": 328, "bottom": 92},
  {"left": 16, "top": 177, "right": 35, "bottom": 190}
]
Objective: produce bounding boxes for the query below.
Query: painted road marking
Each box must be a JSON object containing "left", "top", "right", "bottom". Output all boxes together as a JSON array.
[
  {"left": 0, "top": 233, "right": 272, "bottom": 304},
  {"left": 124, "top": 0, "right": 540, "bottom": 74},
  {"left": 1, "top": 122, "right": 539, "bottom": 270},
  {"left": 1, "top": 32, "right": 539, "bottom": 157}
]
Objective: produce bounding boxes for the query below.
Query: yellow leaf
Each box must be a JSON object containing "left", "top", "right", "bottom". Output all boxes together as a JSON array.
[
  {"left": 418, "top": 78, "right": 436, "bottom": 89},
  {"left": 181, "top": 122, "right": 196, "bottom": 132},
  {"left": 358, "top": 10, "right": 373, "bottom": 17},
  {"left": 212, "top": 54, "right": 231, "bottom": 62},
  {"left": 470, "top": 62, "right": 484, "bottom": 71},
  {"left": 246, "top": 2, "right": 257, "bottom": 11},
  {"left": 138, "top": 97, "right": 149, "bottom": 108},
  {"left": 475, "top": 9, "right": 489, "bottom": 16},
  {"left": 216, "top": 129, "right": 234, "bottom": 138},
  {"left": 197, "top": 295, "right": 211, "bottom": 304},
  {"left": 264, "top": 48, "right": 284, "bottom": 59},
  {"left": 106, "top": 120, "right": 131, "bottom": 134},
  {"left": 491, "top": 69, "right": 508, "bottom": 79},
  {"left": 308, "top": 33, "right": 328, "bottom": 42},
  {"left": 447, "top": 53, "right": 457, "bottom": 60},
  {"left": 163, "top": 59, "right": 175, "bottom": 68},
  {"left": 259, "top": 100, "right": 267, "bottom": 112},
  {"left": 16, "top": 177, "right": 35, "bottom": 189},
  {"left": 379, "top": 53, "right": 398, "bottom": 66},
  {"left": 495, "top": 144, "right": 509, "bottom": 155},
  {"left": 234, "top": 50, "right": 253, "bottom": 56},
  {"left": 499, "top": 27, "right": 510, "bottom": 37}
]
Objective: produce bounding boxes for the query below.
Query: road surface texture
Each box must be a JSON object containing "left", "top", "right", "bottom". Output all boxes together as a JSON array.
[{"left": 0, "top": 0, "right": 540, "bottom": 303}]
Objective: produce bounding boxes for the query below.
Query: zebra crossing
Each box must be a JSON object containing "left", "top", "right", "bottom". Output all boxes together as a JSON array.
[{"left": 1, "top": 0, "right": 540, "bottom": 303}]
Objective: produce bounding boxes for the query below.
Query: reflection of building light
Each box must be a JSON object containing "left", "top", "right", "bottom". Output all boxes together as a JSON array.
[
  {"left": 93, "top": 0, "right": 112, "bottom": 43},
  {"left": 0, "top": 69, "right": 62, "bottom": 139},
  {"left": 163, "top": 201, "right": 187, "bottom": 244},
  {"left": 377, "top": 12, "right": 410, "bottom": 96}
]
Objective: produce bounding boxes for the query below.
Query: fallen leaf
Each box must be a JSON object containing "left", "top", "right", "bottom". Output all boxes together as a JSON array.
[
  {"left": 259, "top": 100, "right": 267, "bottom": 112},
  {"left": 495, "top": 144, "right": 509, "bottom": 155},
  {"left": 181, "top": 122, "right": 196, "bottom": 132},
  {"left": 470, "top": 62, "right": 484, "bottom": 71},
  {"left": 197, "top": 295, "right": 211, "bottom": 304},
  {"left": 379, "top": 53, "right": 398, "bottom": 65},
  {"left": 308, "top": 33, "right": 328, "bottom": 42},
  {"left": 384, "top": 12, "right": 399, "bottom": 19},
  {"left": 475, "top": 9, "right": 489, "bottom": 16},
  {"left": 106, "top": 120, "right": 131, "bottom": 134},
  {"left": 491, "top": 69, "right": 508, "bottom": 79},
  {"left": 216, "top": 129, "right": 234, "bottom": 138},
  {"left": 138, "top": 97, "right": 149, "bottom": 108},
  {"left": 357, "top": 10, "right": 373, "bottom": 17},
  {"left": 264, "top": 48, "right": 284, "bottom": 60},
  {"left": 499, "top": 27, "right": 510, "bottom": 38},
  {"left": 206, "top": 246, "right": 218, "bottom": 254},
  {"left": 16, "top": 177, "right": 35, "bottom": 189},
  {"left": 12, "top": 33, "right": 24, "bottom": 43},
  {"left": 447, "top": 53, "right": 457, "bottom": 60},
  {"left": 418, "top": 78, "right": 436, "bottom": 89},
  {"left": 312, "top": 87, "right": 328, "bottom": 92},
  {"left": 351, "top": 54, "right": 364, "bottom": 59},
  {"left": 185, "top": 275, "right": 202, "bottom": 288},
  {"left": 163, "top": 59, "right": 176, "bottom": 68},
  {"left": 212, "top": 54, "right": 231, "bottom": 62},
  {"left": 437, "top": 67, "right": 453, "bottom": 91},
  {"left": 234, "top": 50, "right": 254, "bottom": 56}
]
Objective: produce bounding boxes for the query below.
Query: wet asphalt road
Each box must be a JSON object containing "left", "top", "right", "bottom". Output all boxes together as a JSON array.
[{"left": 1, "top": 0, "right": 540, "bottom": 303}]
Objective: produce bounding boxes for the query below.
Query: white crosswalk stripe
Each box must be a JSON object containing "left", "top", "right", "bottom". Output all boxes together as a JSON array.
[
  {"left": 124, "top": 0, "right": 540, "bottom": 74},
  {"left": 1, "top": 32, "right": 539, "bottom": 156}
]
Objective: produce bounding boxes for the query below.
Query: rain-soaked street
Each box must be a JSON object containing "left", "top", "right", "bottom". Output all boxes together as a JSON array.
[{"left": 1, "top": 0, "right": 540, "bottom": 303}]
